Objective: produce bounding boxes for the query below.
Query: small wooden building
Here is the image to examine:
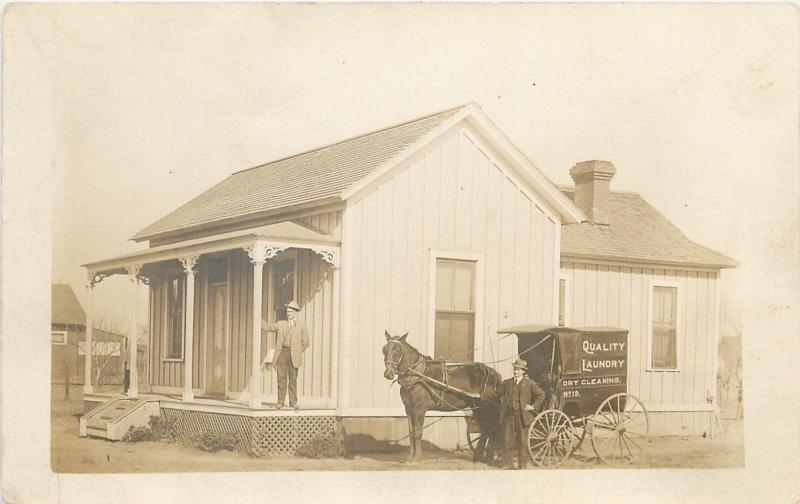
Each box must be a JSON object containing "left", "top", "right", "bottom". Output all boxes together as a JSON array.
[
  {"left": 558, "top": 161, "right": 737, "bottom": 435},
  {"left": 81, "top": 103, "right": 583, "bottom": 452},
  {"left": 51, "top": 284, "right": 126, "bottom": 398}
]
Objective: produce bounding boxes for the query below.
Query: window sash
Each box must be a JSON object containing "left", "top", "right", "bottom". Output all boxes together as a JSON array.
[
  {"left": 166, "top": 275, "right": 185, "bottom": 359},
  {"left": 434, "top": 259, "right": 476, "bottom": 360},
  {"left": 651, "top": 286, "right": 678, "bottom": 369},
  {"left": 51, "top": 331, "right": 67, "bottom": 345},
  {"left": 271, "top": 259, "right": 296, "bottom": 322}
]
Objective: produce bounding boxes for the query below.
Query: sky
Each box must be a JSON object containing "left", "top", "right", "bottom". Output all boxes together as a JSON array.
[{"left": 23, "top": 3, "right": 796, "bottom": 333}]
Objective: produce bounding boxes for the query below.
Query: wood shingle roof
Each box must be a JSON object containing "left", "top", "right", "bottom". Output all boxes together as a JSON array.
[
  {"left": 132, "top": 105, "right": 466, "bottom": 241},
  {"left": 560, "top": 189, "right": 738, "bottom": 269},
  {"left": 52, "top": 284, "right": 86, "bottom": 326}
]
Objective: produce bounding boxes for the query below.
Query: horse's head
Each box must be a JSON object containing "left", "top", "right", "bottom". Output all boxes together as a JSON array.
[{"left": 382, "top": 330, "right": 409, "bottom": 380}]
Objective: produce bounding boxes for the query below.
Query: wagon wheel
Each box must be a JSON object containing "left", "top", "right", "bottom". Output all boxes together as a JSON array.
[
  {"left": 571, "top": 418, "right": 588, "bottom": 451},
  {"left": 465, "top": 415, "right": 482, "bottom": 452},
  {"left": 527, "top": 409, "right": 575, "bottom": 467},
  {"left": 590, "top": 393, "right": 649, "bottom": 463}
]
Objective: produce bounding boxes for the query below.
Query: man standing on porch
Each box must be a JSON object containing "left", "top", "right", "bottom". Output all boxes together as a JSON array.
[{"left": 263, "top": 301, "right": 309, "bottom": 409}]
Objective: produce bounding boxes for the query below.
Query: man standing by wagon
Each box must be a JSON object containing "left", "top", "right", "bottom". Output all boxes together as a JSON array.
[
  {"left": 498, "top": 358, "right": 545, "bottom": 469},
  {"left": 262, "top": 301, "right": 309, "bottom": 409}
]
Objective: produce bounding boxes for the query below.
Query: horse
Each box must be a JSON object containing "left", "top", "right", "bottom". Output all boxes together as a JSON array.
[{"left": 381, "top": 330, "right": 503, "bottom": 462}]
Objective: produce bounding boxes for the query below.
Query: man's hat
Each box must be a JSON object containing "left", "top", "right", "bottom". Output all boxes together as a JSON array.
[
  {"left": 285, "top": 300, "right": 300, "bottom": 312},
  {"left": 512, "top": 358, "right": 528, "bottom": 370}
]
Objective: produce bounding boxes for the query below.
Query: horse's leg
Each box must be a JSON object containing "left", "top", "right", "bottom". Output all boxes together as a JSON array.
[
  {"left": 412, "top": 407, "right": 426, "bottom": 461},
  {"left": 405, "top": 414, "right": 415, "bottom": 460}
]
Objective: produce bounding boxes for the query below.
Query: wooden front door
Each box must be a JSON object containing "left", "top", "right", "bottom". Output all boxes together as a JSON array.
[{"left": 205, "top": 259, "right": 229, "bottom": 396}]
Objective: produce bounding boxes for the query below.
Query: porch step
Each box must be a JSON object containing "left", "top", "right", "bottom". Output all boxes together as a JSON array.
[{"left": 80, "top": 398, "right": 161, "bottom": 440}]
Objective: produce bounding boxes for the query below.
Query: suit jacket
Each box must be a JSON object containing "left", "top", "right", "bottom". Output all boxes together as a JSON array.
[
  {"left": 265, "top": 319, "right": 309, "bottom": 368},
  {"left": 498, "top": 376, "right": 545, "bottom": 427}
]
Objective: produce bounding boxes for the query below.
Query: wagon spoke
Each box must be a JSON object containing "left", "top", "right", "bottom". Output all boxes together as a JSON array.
[
  {"left": 624, "top": 431, "right": 647, "bottom": 438},
  {"left": 622, "top": 432, "right": 641, "bottom": 451},
  {"left": 534, "top": 439, "right": 549, "bottom": 459},
  {"left": 593, "top": 420, "right": 616, "bottom": 431},
  {"left": 530, "top": 425, "right": 548, "bottom": 439},
  {"left": 598, "top": 411, "right": 616, "bottom": 428}
]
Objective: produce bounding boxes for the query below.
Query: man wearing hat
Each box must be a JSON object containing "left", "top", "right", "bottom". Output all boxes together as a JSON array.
[
  {"left": 262, "top": 301, "right": 309, "bottom": 409},
  {"left": 497, "top": 358, "right": 545, "bottom": 469}
]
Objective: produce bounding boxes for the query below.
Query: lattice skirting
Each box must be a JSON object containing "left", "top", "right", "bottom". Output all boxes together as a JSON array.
[{"left": 160, "top": 408, "right": 336, "bottom": 456}]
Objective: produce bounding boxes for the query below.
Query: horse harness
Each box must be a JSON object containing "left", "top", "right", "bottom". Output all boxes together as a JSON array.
[{"left": 386, "top": 340, "right": 490, "bottom": 408}]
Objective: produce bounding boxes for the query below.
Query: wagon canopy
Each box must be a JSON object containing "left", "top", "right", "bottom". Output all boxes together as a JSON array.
[{"left": 496, "top": 324, "right": 627, "bottom": 335}]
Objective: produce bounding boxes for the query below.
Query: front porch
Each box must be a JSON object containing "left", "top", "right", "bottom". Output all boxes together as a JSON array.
[
  {"left": 81, "top": 220, "right": 342, "bottom": 412},
  {"left": 83, "top": 391, "right": 337, "bottom": 456}
]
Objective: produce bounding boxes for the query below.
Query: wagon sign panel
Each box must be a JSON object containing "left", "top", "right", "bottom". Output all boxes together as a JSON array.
[{"left": 559, "top": 330, "right": 628, "bottom": 413}]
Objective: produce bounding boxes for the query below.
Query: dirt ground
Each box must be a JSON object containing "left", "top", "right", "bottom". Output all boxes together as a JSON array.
[{"left": 51, "top": 400, "right": 744, "bottom": 473}]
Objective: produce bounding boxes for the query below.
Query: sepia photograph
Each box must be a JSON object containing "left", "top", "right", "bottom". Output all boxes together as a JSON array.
[{"left": 2, "top": 3, "right": 798, "bottom": 503}]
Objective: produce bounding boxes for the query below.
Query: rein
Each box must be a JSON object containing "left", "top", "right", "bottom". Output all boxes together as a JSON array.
[{"left": 386, "top": 340, "right": 483, "bottom": 405}]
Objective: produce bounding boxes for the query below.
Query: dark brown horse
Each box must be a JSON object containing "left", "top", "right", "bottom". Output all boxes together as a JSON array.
[{"left": 382, "top": 330, "right": 503, "bottom": 462}]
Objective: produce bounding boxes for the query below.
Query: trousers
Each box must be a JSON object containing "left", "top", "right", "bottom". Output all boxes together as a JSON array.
[
  {"left": 275, "top": 349, "right": 298, "bottom": 406},
  {"left": 503, "top": 412, "right": 529, "bottom": 468}
]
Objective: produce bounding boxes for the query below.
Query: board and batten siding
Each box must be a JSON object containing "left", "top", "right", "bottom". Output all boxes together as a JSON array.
[
  {"left": 344, "top": 126, "right": 561, "bottom": 411},
  {"left": 149, "top": 262, "right": 206, "bottom": 390},
  {"left": 147, "top": 244, "right": 337, "bottom": 403},
  {"left": 298, "top": 210, "right": 343, "bottom": 238},
  {"left": 227, "top": 248, "right": 336, "bottom": 402},
  {"left": 560, "top": 261, "right": 719, "bottom": 409}
]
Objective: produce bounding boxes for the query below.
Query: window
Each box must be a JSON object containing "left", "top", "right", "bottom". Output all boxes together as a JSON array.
[
  {"left": 166, "top": 274, "right": 185, "bottom": 359},
  {"left": 558, "top": 278, "right": 567, "bottom": 327},
  {"left": 271, "top": 259, "right": 295, "bottom": 322},
  {"left": 51, "top": 331, "right": 67, "bottom": 345},
  {"left": 206, "top": 257, "right": 227, "bottom": 284},
  {"left": 651, "top": 285, "right": 678, "bottom": 369},
  {"left": 434, "top": 259, "right": 476, "bottom": 361},
  {"left": 558, "top": 333, "right": 581, "bottom": 374}
]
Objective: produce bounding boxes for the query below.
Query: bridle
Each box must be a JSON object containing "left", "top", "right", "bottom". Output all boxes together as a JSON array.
[{"left": 384, "top": 340, "right": 405, "bottom": 376}]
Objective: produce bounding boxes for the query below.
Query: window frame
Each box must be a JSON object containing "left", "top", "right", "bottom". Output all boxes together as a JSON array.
[
  {"left": 647, "top": 279, "right": 682, "bottom": 372},
  {"left": 558, "top": 273, "right": 571, "bottom": 327},
  {"left": 427, "top": 251, "right": 484, "bottom": 362},
  {"left": 51, "top": 330, "right": 68, "bottom": 345},
  {"left": 162, "top": 270, "right": 186, "bottom": 362},
  {"left": 267, "top": 253, "right": 298, "bottom": 323}
]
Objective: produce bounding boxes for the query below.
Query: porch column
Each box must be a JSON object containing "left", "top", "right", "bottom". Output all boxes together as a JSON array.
[
  {"left": 83, "top": 273, "right": 103, "bottom": 395},
  {"left": 179, "top": 255, "right": 199, "bottom": 402},
  {"left": 125, "top": 264, "right": 142, "bottom": 399},
  {"left": 245, "top": 243, "right": 269, "bottom": 408}
]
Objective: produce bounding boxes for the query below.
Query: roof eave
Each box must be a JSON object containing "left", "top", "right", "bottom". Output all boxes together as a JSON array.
[
  {"left": 561, "top": 252, "right": 739, "bottom": 270},
  {"left": 462, "top": 105, "right": 586, "bottom": 224},
  {"left": 130, "top": 196, "right": 344, "bottom": 244}
]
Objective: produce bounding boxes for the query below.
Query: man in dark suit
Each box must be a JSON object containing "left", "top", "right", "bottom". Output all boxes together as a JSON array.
[
  {"left": 262, "top": 300, "right": 309, "bottom": 409},
  {"left": 498, "top": 358, "right": 545, "bottom": 469}
]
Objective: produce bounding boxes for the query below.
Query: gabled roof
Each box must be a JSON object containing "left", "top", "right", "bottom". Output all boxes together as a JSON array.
[
  {"left": 560, "top": 189, "right": 738, "bottom": 269},
  {"left": 133, "top": 103, "right": 583, "bottom": 242},
  {"left": 133, "top": 105, "right": 467, "bottom": 241},
  {"left": 52, "top": 284, "right": 85, "bottom": 326}
]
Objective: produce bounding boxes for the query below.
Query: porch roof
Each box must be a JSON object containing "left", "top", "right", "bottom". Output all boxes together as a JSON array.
[{"left": 83, "top": 220, "right": 340, "bottom": 275}]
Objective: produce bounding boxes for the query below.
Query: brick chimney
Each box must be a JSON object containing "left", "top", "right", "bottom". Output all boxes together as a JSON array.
[{"left": 570, "top": 160, "right": 616, "bottom": 225}]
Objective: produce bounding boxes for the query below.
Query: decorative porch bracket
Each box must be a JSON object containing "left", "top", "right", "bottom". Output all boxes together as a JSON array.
[
  {"left": 311, "top": 247, "right": 339, "bottom": 267},
  {"left": 179, "top": 255, "right": 200, "bottom": 402},
  {"left": 124, "top": 263, "right": 143, "bottom": 399}
]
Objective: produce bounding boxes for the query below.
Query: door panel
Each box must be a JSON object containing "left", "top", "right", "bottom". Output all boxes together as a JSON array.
[{"left": 206, "top": 284, "right": 228, "bottom": 396}]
